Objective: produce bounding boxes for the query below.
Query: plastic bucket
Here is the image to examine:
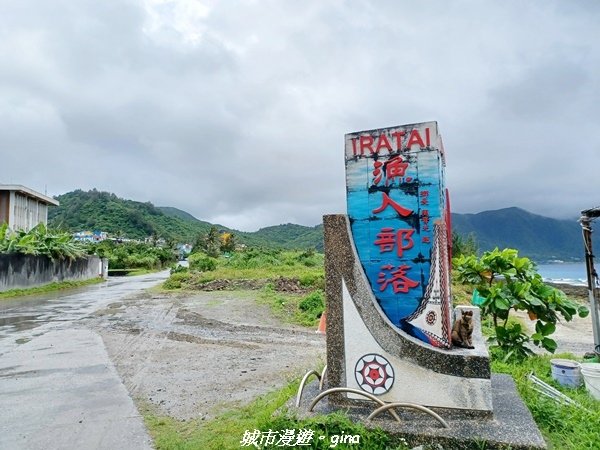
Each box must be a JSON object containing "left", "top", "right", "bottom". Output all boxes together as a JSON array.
[
  {"left": 580, "top": 362, "right": 600, "bottom": 373},
  {"left": 550, "top": 359, "right": 583, "bottom": 388},
  {"left": 580, "top": 364, "right": 600, "bottom": 400}
]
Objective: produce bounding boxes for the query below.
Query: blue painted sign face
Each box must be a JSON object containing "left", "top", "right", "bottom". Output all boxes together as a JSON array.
[{"left": 345, "top": 121, "right": 452, "bottom": 348}]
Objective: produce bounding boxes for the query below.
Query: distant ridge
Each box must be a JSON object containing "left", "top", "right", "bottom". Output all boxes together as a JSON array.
[
  {"left": 48, "top": 190, "right": 583, "bottom": 259},
  {"left": 157, "top": 206, "right": 201, "bottom": 222},
  {"left": 451, "top": 207, "right": 583, "bottom": 262}
]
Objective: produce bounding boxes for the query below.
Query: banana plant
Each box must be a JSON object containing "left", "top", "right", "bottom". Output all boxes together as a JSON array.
[{"left": 0, "top": 223, "right": 85, "bottom": 260}]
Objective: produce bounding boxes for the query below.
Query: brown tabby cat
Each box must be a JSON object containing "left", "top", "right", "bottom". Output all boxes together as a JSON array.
[{"left": 452, "top": 310, "right": 474, "bottom": 349}]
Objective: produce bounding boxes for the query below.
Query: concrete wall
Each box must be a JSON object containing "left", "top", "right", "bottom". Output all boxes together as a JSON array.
[{"left": 0, "top": 254, "right": 103, "bottom": 292}]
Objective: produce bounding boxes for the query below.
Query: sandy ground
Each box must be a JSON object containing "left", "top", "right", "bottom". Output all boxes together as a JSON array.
[
  {"left": 515, "top": 310, "right": 596, "bottom": 356},
  {"left": 85, "top": 283, "right": 596, "bottom": 424},
  {"left": 87, "top": 290, "right": 326, "bottom": 420}
]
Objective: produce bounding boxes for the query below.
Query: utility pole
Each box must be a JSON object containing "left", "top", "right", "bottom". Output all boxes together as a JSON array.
[{"left": 580, "top": 208, "right": 600, "bottom": 355}]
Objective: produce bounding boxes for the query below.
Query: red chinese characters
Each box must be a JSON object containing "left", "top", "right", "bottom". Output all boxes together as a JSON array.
[
  {"left": 374, "top": 228, "right": 414, "bottom": 257},
  {"left": 372, "top": 156, "right": 410, "bottom": 186},
  {"left": 377, "top": 264, "right": 420, "bottom": 294},
  {"left": 370, "top": 156, "right": 420, "bottom": 296},
  {"left": 372, "top": 192, "right": 412, "bottom": 217}
]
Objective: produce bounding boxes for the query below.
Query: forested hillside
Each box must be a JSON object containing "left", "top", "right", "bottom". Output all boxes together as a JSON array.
[
  {"left": 48, "top": 190, "right": 324, "bottom": 250},
  {"left": 451, "top": 207, "right": 582, "bottom": 261},
  {"left": 48, "top": 190, "right": 216, "bottom": 242},
  {"left": 48, "top": 190, "right": 583, "bottom": 259}
]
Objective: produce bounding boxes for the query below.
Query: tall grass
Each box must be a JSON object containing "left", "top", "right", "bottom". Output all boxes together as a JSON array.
[
  {"left": 163, "top": 248, "right": 324, "bottom": 289},
  {"left": 493, "top": 354, "right": 600, "bottom": 449},
  {"left": 258, "top": 284, "right": 325, "bottom": 327}
]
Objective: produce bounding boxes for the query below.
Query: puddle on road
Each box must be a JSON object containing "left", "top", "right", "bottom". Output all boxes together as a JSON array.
[
  {"left": 0, "top": 315, "right": 43, "bottom": 333},
  {"left": 0, "top": 273, "right": 169, "bottom": 340}
]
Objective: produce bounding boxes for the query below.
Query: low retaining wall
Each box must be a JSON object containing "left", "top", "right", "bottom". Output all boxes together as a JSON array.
[{"left": 0, "top": 254, "right": 105, "bottom": 292}]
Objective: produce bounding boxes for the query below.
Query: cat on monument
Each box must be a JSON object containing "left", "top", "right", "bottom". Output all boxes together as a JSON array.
[{"left": 452, "top": 310, "right": 474, "bottom": 349}]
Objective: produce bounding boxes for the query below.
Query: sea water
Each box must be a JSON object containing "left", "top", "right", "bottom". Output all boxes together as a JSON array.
[{"left": 536, "top": 262, "right": 587, "bottom": 286}]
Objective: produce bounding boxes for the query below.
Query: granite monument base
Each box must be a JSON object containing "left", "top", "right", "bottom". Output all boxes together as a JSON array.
[{"left": 292, "top": 375, "right": 546, "bottom": 450}]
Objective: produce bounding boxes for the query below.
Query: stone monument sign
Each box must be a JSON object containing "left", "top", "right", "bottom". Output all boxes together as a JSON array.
[{"left": 324, "top": 121, "right": 491, "bottom": 411}]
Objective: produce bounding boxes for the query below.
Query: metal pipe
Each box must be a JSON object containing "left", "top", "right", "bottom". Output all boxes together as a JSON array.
[
  {"left": 308, "top": 387, "right": 401, "bottom": 422},
  {"left": 580, "top": 214, "right": 600, "bottom": 350},
  {"left": 295, "top": 370, "right": 321, "bottom": 407},
  {"left": 319, "top": 365, "right": 327, "bottom": 391},
  {"left": 367, "top": 402, "right": 449, "bottom": 428}
]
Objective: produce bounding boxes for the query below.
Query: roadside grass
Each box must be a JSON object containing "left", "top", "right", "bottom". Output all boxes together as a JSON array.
[
  {"left": 258, "top": 284, "right": 325, "bottom": 327},
  {"left": 143, "top": 353, "right": 600, "bottom": 450},
  {"left": 162, "top": 249, "right": 325, "bottom": 290},
  {"left": 0, "top": 277, "right": 105, "bottom": 300},
  {"left": 163, "top": 265, "right": 324, "bottom": 288},
  {"left": 125, "top": 268, "right": 165, "bottom": 276},
  {"left": 142, "top": 382, "right": 297, "bottom": 450},
  {"left": 492, "top": 353, "right": 600, "bottom": 449},
  {"left": 143, "top": 379, "right": 410, "bottom": 450}
]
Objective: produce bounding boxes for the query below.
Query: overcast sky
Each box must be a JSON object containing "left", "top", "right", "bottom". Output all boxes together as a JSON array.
[{"left": 1, "top": 1, "right": 599, "bottom": 231}]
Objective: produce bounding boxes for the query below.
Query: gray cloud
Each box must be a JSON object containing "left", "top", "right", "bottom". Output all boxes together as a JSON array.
[{"left": 1, "top": 0, "right": 599, "bottom": 231}]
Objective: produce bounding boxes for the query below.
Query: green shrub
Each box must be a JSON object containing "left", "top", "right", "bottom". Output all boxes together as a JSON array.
[
  {"left": 225, "top": 248, "right": 284, "bottom": 269},
  {"left": 163, "top": 272, "right": 192, "bottom": 289},
  {"left": 295, "top": 248, "right": 323, "bottom": 267},
  {"left": 299, "top": 290, "right": 325, "bottom": 317},
  {"left": 188, "top": 252, "right": 217, "bottom": 271},
  {"left": 89, "top": 240, "right": 177, "bottom": 270},
  {"left": 298, "top": 272, "right": 325, "bottom": 289},
  {"left": 170, "top": 265, "right": 189, "bottom": 275},
  {"left": 454, "top": 248, "right": 589, "bottom": 361}
]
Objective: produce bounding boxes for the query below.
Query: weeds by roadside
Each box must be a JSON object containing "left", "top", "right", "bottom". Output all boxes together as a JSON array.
[
  {"left": 143, "top": 351, "right": 600, "bottom": 450},
  {"left": 258, "top": 284, "right": 324, "bottom": 327},
  {"left": 143, "top": 379, "right": 411, "bottom": 450},
  {"left": 163, "top": 249, "right": 324, "bottom": 291},
  {"left": 0, "top": 277, "right": 105, "bottom": 300},
  {"left": 492, "top": 353, "right": 600, "bottom": 449}
]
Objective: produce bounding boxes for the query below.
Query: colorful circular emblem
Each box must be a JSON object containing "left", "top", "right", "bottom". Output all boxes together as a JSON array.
[
  {"left": 354, "top": 354, "right": 395, "bottom": 395},
  {"left": 426, "top": 310, "right": 437, "bottom": 326}
]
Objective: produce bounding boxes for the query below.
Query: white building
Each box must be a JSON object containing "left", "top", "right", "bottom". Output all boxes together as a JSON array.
[{"left": 0, "top": 185, "right": 59, "bottom": 232}]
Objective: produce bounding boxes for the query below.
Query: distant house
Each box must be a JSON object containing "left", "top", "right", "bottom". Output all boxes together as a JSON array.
[
  {"left": 0, "top": 184, "right": 59, "bottom": 232},
  {"left": 73, "top": 230, "right": 109, "bottom": 242}
]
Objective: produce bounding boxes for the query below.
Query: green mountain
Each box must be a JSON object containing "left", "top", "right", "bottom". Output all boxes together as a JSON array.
[
  {"left": 157, "top": 206, "right": 202, "bottom": 222},
  {"left": 48, "top": 190, "right": 583, "bottom": 260},
  {"left": 244, "top": 223, "right": 324, "bottom": 251},
  {"left": 48, "top": 190, "right": 216, "bottom": 242},
  {"left": 48, "top": 190, "right": 324, "bottom": 250},
  {"left": 451, "top": 207, "right": 583, "bottom": 262}
]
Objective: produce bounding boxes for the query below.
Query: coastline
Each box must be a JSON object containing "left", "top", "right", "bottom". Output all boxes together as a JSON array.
[{"left": 547, "top": 282, "right": 589, "bottom": 301}]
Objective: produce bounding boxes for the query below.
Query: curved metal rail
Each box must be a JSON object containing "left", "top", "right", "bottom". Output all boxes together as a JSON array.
[
  {"left": 319, "top": 365, "right": 327, "bottom": 391},
  {"left": 295, "top": 370, "right": 321, "bottom": 407},
  {"left": 308, "top": 388, "right": 401, "bottom": 423},
  {"left": 367, "top": 402, "right": 449, "bottom": 428}
]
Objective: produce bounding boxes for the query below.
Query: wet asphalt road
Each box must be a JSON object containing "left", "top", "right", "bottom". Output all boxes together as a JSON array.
[{"left": 0, "top": 272, "right": 169, "bottom": 450}]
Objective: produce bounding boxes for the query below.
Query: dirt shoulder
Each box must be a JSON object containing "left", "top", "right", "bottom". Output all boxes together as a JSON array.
[{"left": 88, "top": 289, "right": 325, "bottom": 421}]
